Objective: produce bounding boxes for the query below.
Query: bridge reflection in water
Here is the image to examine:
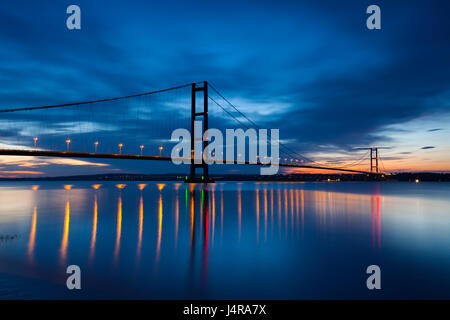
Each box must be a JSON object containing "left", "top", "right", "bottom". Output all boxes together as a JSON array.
[
  {"left": 13, "top": 181, "right": 389, "bottom": 298},
  {"left": 0, "top": 181, "right": 448, "bottom": 299}
]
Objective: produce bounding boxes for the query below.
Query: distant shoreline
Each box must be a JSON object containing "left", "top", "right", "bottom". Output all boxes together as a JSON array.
[{"left": 0, "top": 172, "right": 449, "bottom": 182}]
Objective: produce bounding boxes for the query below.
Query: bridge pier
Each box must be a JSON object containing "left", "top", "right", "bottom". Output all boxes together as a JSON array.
[
  {"left": 186, "top": 81, "right": 214, "bottom": 183},
  {"left": 370, "top": 147, "right": 379, "bottom": 173}
]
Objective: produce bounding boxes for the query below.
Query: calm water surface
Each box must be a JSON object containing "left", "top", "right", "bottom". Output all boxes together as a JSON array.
[{"left": 0, "top": 181, "right": 449, "bottom": 299}]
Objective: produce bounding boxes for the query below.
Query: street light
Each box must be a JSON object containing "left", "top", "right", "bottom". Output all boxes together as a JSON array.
[
  {"left": 94, "top": 141, "right": 99, "bottom": 153},
  {"left": 118, "top": 143, "right": 123, "bottom": 154},
  {"left": 140, "top": 144, "right": 144, "bottom": 155},
  {"left": 66, "top": 139, "right": 71, "bottom": 152},
  {"left": 33, "top": 137, "right": 38, "bottom": 149},
  {"left": 159, "top": 146, "right": 163, "bottom": 156}
]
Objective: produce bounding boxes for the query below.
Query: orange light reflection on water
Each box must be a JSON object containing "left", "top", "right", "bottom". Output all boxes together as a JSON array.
[
  {"left": 27, "top": 206, "right": 37, "bottom": 262},
  {"left": 114, "top": 194, "right": 122, "bottom": 263},
  {"left": 136, "top": 193, "right": 144, "bottom": 262},
  {"left": 255, "top": 187, "right": 260, "bottom": 242},
  {"left": 155, "top": 192, "right": 163, "bottom": 271},
  {"left": 89, "top": 193, "right": 98, "bottom": 262},
  {"left": 60, "top": 200, "right": 70, "bottom": 265},
  {"left": 264, "top": 189, "right": 268, "bottom": 242}
]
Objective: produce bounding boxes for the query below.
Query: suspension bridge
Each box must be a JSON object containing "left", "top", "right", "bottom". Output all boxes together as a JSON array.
[{"left": 0, "top": 81, "right": 386, "bottom": 182}]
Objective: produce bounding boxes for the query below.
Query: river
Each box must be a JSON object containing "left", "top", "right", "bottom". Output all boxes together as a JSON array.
[{"left": 0, "top": 181, "right": 449, "bottom": 299}]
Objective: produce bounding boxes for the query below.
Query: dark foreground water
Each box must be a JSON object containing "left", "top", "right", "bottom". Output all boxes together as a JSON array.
[{"left": 0, "top": 181, "right": 449, "bottom": 299}]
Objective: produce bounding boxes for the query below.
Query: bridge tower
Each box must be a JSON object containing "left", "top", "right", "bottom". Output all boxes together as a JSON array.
[
  {"left": 370, "top": 147, "right": 378, "bottom": 173},
  {"left": 186, "top": 81, "right": 213, "bottom": 183}
]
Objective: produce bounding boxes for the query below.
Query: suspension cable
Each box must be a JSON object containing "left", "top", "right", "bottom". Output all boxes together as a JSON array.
[
  {"left": 0, "top": 83, "right": 192, "bottom": 113},
  {"left": 208, "top": 82, "right": 333, "bottom": 165},
  {"left": 209, "top": 95, "right": 314, "bottom": 163},
  {"left": 334, "top": 149, "right": 370, "bottom": 169}
]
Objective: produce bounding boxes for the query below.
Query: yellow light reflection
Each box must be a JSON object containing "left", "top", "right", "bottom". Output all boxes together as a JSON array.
[
  {"left": 137, "top": 193, "right": 144, "bottom": 260},
  {"left": 256, "top": 187, "right": 260, "bottom": 242},
  {"left": 138, "top": 184, "right": 147, "bottom": 191},
  {"left": 89, "top": 193, "right": 98, "bottom": 261},
  {"left": 377, "top": 195, "right": 381, "bottom": 249},
  {"left": 60, "top": 200, "right": 70, "bottom": 265},
  {"left": 31, "top": 185, "right": 39, "bottom": 191},
  {"left": 284, "top": 188, "right": 288, "bottom": 236},
  {"left": 27, "top": 206, "right": 37, "bottom": 261},
  {"left": 64, "top": 185, "right": 73, "bottom": 190},
  {"left": 92, "top": 184, "right": 102, "bottom": 190},
  {"left": 264, "top": 188, "right": 268, "bottom": 242},
  {"left": 270, "top": 189, "right": 274, "bottom": 235},
  {"left": 116, "top": 184, "right": 126, "bottom": 190},
  {"left": 173, "top": 183, "right": 182, "bottom": 191},
  {"left": 175, "top": 189, "right": 179, "bottom": 249},
  {"left": 290, "top": 189, "right": 294, "bottom": 235},
  {"left": 295, "top": 190, "right": 300, "bottom": 234},
  {"left": 155, "top": 192, "right": 163, "bottom": 268},
  {"left": 301, "top": 189, "right": 305, "bottom": 236},
  {"left": 114, "top": 194, "right": 122, "bottom": 263},
  {"left": 277, "top": 188, "right": 282, "bottom": 235}
]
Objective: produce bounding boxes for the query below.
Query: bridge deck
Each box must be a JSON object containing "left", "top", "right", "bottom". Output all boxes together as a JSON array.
[{"left": 0, "top": 149, "right": 372, "bottom": 175}]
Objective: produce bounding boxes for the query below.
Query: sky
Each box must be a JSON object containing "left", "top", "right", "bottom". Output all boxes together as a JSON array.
[{"left": 0, "top": 0, "right": 449, "bottom": 177}]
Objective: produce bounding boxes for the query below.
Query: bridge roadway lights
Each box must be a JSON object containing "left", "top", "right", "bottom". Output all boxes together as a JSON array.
[{"left": 184, "top": 175, "right": 215, "bottom": 184}]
